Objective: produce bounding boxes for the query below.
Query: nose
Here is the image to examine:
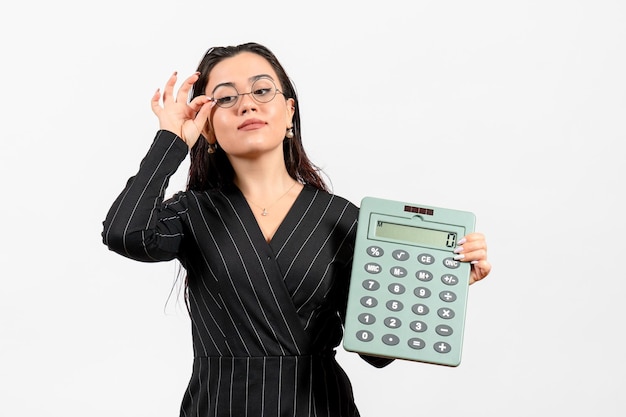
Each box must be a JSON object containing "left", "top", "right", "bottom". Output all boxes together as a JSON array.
[{"left": 238, "top": 92, "right": 257, "bottom": 114}]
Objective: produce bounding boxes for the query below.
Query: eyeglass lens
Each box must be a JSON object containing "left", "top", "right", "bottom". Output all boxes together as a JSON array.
[{"left": 212, "top": 78, "right": 279, "bottom": 108}]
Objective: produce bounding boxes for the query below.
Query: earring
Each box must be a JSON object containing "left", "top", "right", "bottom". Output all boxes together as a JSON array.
[
  {"left": 285, "top": 127, "right": 294, "bottom": 139},
  {"left": 207, "top": 142, "right": 218, "bottom": 154}
]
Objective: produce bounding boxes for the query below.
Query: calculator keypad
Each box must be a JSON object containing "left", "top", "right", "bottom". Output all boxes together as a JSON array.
[{"left": 344, "top": 243, "right": 470, "bottom": 366}]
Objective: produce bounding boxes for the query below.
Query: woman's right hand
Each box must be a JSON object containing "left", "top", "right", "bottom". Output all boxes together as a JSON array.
[{"left": 151, "top": 71, "right": 215, "bottom": 149}]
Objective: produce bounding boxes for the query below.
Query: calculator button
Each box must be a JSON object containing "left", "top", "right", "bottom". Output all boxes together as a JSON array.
[
  {"left": 392, "top": 249, "right": 410, "bottom": 261},
  {"left": 362, "top": 280, "right": 380, "bottom": 291},
  {"left": 388, "top": 283, "right": 406, "bottom": 294},
  {"left": 390, "top": 266, "right": 407, "bottom": 278},
  {"left": 384, "top": 317, "right": 402, "bottom": 329},
  {"left": 412, "top": 304, "right": 430, "bottom": 315},
  {"left": 441, "top": 274, "right": 459, "bottom": 285},
  {"left": 435, "top": 324, "right": 453, "bottom": 336},
  {"left": 410, "top": 320, "right": 428, "bottom": 332},
  {"left": 417, "top": 253, "right": 435, "bottom": 265},
  {"left": 356, "top": 330, "right": 374, "bottom": 342},
  {"left": 434, "top": 341, "right": 452, "bottom": 353},
  {"left": 443, "top": 257, "right": 461, "bottom": 269},
  {"left": 416, "top": 270, "right": 433, "bottom": 282},
  {"left": 364, "top": 263, "right": 382, "bottom": 274},
  {"left": 408, "top": 338, "right": 426, "bottom": 350},
  {"left": 439, "top": 291, "right": 457, "bottom": 302},
  {"left": 360, "top": 296, "right": 378, "bottom": 308},
  {"left": 358, "top": 313, "right": 376, "bottom": 325},
  {"left": 382, "top": 334, "right": 400, "bottom": 346},
  {"left": 414, "top": 287, "right": 431, "bottom": 298},
  {"left": 437, "top": 307, "right": 455, "bottom": 319},
  {"left": 386, "top": 300, "right": 404, "bottom": 311},
  {"left": 366, "top": 246, "right": 384, "bottom": 257}
]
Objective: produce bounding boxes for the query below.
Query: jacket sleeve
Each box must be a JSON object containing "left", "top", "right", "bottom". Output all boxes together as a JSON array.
[{"left": 102, "top": 130, "right": 189, "bottom": 263}]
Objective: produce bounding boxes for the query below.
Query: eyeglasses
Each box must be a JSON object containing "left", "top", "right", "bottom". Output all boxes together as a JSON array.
[{"left": 210, "top": 77, "right": 285, "bottom": 108}]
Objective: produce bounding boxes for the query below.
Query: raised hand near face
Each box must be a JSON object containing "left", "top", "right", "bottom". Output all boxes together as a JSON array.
[{"left": 151, "top": 71, "right": 215, "bottom": 148}]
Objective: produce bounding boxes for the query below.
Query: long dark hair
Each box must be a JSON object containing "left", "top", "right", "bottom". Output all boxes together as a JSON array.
[{"left": 186, "top": 42, "right": 328, "bottom": 192}]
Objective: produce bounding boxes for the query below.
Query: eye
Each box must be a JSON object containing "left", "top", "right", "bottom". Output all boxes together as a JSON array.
[
  {"left": 251, "top": 78, "right": 276, "bottom": 100},
  {"left": 253, "top": 87, "right": 272, "bottom": 97},
  {"left": 212, "top": 85, "right": 239, "bottom": 107},
  {"left": 216, "top": 95, "right": 237, "bottom": 106}
]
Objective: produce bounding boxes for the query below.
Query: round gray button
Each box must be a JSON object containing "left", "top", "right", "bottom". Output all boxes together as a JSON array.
[
  {"left": 418, "top": 253, "right": 435, "bottom": 265},
  {"left": 412, "top": 304, "right": 430, "bottom": 315},
  {"left": 386, "top": 300, "right": 404, "bottom": 311},
  {"left": 358, "top": 313, "right": 376, "bottom": 325},
  {"left": 414, "top": 287, "right": 431, "bottom": 298},
  {"left": 367, "top": 246, "right": 384, "bottom": 257},
  {"left": 360, "top": 296, "right": 378, "bottom": 308},
  {"left": 382, "top": 334, "right": 400, "bottom": 346},
  {"left": 362, "top": 279, "right": 380, "bottom": 291},
  {"left": 434, "top": 341, "right": 452, "bottom": 353},
  {"left": 390, "top": 266, "right": 407, "bottom": 278},
  {"left": 410, "top": 320, "right": 427, "bottom": 332},
  {"left": 437, "top": 307, "right": 455, "bottom": 319},
  {"left": 435, "top": 324, "right": 453, "bottom": 336},
  {"left": 441, "top": 274, "right": 459, "bottom": 285},
  {"left": 443, "top": 257, "right": 461, "bottom": 269},
  {"left": 392, "top": 249, "right": 410, "bottom": 261},
  {"left": 388, "top": 283, "right": 406, "bottom": 294},
  {"left": 408, "top": 338, "right": 425, "bottom": 350},
  {"left": 384, "top": 317, "right": 402, "bottom": 328},
  {"left": 356, "top": 330, "right": 374, "bottom": 342},
  {"left": 439, "top": 291, "right": 457, "bottom": 302},
  {"left": 416, "top": 270, "right": 433, "bottom": 282}
]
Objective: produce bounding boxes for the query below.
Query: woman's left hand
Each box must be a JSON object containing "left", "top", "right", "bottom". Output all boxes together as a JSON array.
[{"left": 454, "top": 232, "right": 491, "bottom": 284}]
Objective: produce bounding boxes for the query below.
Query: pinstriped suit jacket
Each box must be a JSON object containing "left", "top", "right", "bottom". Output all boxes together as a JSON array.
[{"left": 102, "top": 131, "right": 392, "bottom": 417}]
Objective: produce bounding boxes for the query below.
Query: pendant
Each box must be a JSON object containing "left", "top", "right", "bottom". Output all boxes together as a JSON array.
[{"left": 261, "top": 208, "right": 268, "bottom": 216}]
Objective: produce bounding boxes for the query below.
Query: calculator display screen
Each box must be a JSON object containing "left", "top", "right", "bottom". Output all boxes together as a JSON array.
[{"left": 375, "top": 221, "right": 457, "bottom": 250}]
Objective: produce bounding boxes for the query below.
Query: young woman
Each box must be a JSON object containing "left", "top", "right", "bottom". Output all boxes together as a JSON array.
[{"left": 102, "top": 42, "right": 491, "bottom": 417}]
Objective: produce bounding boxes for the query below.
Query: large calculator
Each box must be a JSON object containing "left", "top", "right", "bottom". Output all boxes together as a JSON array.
[{"left": 343, "top": 197, "right": 475, "bottom": 367}]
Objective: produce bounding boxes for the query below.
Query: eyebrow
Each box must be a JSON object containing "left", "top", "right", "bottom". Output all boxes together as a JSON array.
[{"left": 211, "top": 74, "right": 275, "bottom": 94}]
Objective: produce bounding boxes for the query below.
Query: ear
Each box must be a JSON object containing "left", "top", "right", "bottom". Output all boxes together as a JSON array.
[
  {"left": 285, "top": 98, "right": 296, "bottom": 126},
  {"left": 201, "top": 119, "right": 215, "bottom": 144}
]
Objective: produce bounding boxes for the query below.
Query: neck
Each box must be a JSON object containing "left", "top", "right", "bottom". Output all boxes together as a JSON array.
[{"left": 231, "top": 155, "right": 294, "bottom": 201}]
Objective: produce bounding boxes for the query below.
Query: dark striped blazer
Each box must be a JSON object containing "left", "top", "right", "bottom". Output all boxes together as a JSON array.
[{"left": 102, "top": 131, "right": 392, "bottom": 417}]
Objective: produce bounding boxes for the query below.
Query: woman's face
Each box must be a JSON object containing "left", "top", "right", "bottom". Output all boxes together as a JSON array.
[{"left": 204, "top": 52, "right": 295, "bottom": 159}]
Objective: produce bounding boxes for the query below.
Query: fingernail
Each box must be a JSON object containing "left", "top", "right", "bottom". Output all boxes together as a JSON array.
[
  {"left": 453, "top": 253, "right": 465, "bottom": 261},
  {"left": 458, "top": 238, "right": 466, "bottom": 245},
  {"left": 471, "top": 260, "right": 479, "bottom": 265},
  {"left": 453, "top": 246, "right": 464, "bottom": 254}
]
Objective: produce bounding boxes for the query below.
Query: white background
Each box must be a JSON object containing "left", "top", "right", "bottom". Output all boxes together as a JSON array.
[{"left": 1, "top": 1, "right": 624, "bottom": 416}]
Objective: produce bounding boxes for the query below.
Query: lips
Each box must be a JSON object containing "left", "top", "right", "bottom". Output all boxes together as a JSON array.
[{"left": 238, "top": 118, "right": 266, "bottom": 130}]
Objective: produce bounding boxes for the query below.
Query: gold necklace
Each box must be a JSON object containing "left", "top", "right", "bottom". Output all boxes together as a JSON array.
[{"left": 244, "top": 181, "right": 299, "bottom": 216}]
